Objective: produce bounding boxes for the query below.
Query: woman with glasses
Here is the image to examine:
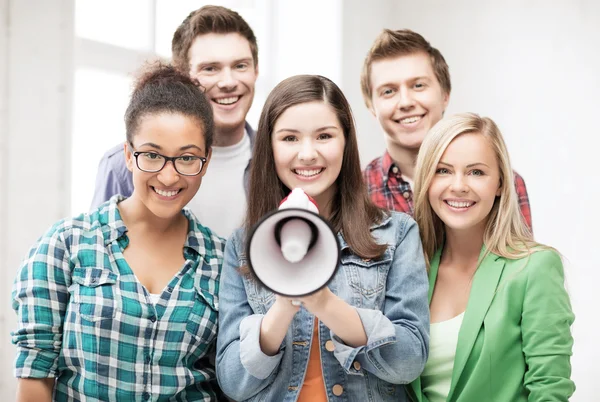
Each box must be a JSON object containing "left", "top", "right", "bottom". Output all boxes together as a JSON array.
[{"left": 12, "top": 64, "right": 225, "bottom": 401}]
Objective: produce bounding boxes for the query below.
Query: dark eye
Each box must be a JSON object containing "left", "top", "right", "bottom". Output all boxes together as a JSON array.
[
  {"left": 202, "top": 66, "right": 216, "bottom": 73},
  {"left": 317, "top": 133, "right": 332, "bottom": 140},
  {"left": 178, "top": 155, "right": 198, "bottom": 163},
  {"left": 282, "top": 135, "right": 297, "bottom": 142},
  {"left": 435, "top": 168, "right": 450, "bottom": 174},
  {"left": 414, "top": 82, "right": 426, "bottom": 89},
  {"left": 236, "top": 63, "right": 248, "bottom": 70},
  {"left": 381, "top": 88, "right": 395, "bottom": 96},
  {"left": 143, "top": 152, "right": 162, "bottom": 160}
]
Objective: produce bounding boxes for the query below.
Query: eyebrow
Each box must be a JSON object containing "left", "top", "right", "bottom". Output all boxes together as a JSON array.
[
  {"left": 375, "top": 76, "right": 431, "bottom": 90},
  {"left": 438, "top": 161, "right": 490, "bottom": 168},
  {"left": 197, "top": 58, "right": 253, "bottom": 68},
  {"left": 137, "top": 142, "right": 204, "bottom": 152},
  {"left": 275, "top": 126, "right": 341, "bottom": 134}
]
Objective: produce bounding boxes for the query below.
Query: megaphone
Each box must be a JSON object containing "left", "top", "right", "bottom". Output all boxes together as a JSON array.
[{"left": 246, "top": 188, "right": 341, "bottom": 299}]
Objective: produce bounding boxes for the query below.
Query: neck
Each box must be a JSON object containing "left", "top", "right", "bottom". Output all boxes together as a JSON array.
[
  {"left": 213, "top": 123, "right": 245, "bottom": 147},
  {"left": 313, "top": 187, "right": 336, "bottom": 221},
  {"left": 442, "top": 224, "right": 486, "bottom": 270},
  {"left": 118, "top": 196, "right": 186, "bottom": 236},
  {"left": 385, "top": 141, "right": 419, "bottom": 180}
]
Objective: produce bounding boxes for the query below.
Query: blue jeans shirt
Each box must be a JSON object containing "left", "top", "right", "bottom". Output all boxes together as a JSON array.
[{"left": 216, "top": 211, "right": 430, "bottom": 402}]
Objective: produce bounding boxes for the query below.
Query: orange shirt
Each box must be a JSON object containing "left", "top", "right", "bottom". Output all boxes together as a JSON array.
[{"left": 297, "top": 318, "right": 327, "bottom": 402}]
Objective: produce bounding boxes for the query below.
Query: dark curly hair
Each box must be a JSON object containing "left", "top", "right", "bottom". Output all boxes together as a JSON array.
[{"left": 124, "top": 63, "right": 214, "bottom": 151}]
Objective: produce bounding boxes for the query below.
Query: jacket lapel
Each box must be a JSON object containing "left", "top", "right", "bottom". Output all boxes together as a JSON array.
[
  {"left": 447, "top": 248, "right": 506, "bottom": 401},
  {"left": 408, "top": 250, "right": 442, "bottom": 402}
]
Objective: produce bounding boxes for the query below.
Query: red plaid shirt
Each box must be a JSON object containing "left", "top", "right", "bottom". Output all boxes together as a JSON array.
[{"left": 363, "top": 151, "right": 533, "bottom": 231}]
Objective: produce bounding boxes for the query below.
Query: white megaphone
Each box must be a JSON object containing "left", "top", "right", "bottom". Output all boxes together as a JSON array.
[{"left": 246, "top": 188, "right": 341, "bottom": 299}]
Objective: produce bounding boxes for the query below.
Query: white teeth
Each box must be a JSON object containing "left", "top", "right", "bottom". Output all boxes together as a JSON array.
[
  {"left": 215, "top": 96, "right": 239, "bottom": 105},
  {"left": 294, "top": 168, "right": 323, "bottom": 177},
  {"left": 399, "top": 116, "right": 422, "bottom": 124},
  {"left": 446, "top": 200, "right": 474, "bottom": 208},
  {"left": 154, "top": 188, "right": 179, "bottom": 197}
]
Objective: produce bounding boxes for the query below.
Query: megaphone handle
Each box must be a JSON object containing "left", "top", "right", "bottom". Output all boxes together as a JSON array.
[{"left": 291, "top": 300, "right": 302, "bottom": 306}]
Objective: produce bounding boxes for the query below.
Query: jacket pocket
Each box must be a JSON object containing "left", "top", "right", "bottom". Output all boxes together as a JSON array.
[
  {"left": 71, "top": 268, "right": 118, "bottom": 322},
  {"left": 340, "top": 249, "right": 393, "bottom": 308}
]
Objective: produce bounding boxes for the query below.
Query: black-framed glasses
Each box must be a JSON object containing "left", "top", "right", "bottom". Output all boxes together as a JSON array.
[{"left": 132, "top": 150, "right": 207, "bottom": 176}]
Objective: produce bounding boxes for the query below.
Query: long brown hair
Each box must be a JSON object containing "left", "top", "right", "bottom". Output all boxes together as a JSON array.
[{"left": 246, "top": 75, "right": 386, "bottom": 259}]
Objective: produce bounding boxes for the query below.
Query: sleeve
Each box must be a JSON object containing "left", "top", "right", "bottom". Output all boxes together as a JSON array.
[
  {"left": 522, "top": 250, "right": 575, "bottom": 401},
  {"left": 330, "top": 216, "right": 430, "bottom": 384},
  {"left": 514, "top": 172, "right": 533, "bottom": 233},
  {"left": 11, "top": 223, "right": 72, "bottom": 378},
  {"left": 215, "top": 234, "right": 283, "bottom": 401},
  {"left": 89, "top": 148, "right": 129, "bottom": 211}
]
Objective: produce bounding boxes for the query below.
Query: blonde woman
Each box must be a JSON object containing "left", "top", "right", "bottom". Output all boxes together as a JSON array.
[{"left": 408, "top": 113, "right": 574, "bottom": 401}]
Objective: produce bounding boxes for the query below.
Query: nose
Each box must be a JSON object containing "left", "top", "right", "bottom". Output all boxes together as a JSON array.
[
  {"left": 217, "top": 67, "right": 237, "bottom": 91},
  {"left": 397, "top": 86, "right": 416, "bottom": 110},
  {"left": 450, "top": 174, "right": 469, "bottom": 193},
  {"left": 298, "top": 139, "right": 318, "bottom": 163},
  {"left": 157, "top": 160, "right": 180, "bottom": 186}
]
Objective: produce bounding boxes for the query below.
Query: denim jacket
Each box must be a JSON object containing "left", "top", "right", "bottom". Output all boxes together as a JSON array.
[{"left": 216, "top": 211, "right": 430, "bottom": 402}]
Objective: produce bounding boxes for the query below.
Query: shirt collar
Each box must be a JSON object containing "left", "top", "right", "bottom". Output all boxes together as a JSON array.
[
  {"left": 382, "top": 151, "right": 402, "bottom": 185},
  {"left": 98, "top": 195, "right": 211, "bottom": 262}
]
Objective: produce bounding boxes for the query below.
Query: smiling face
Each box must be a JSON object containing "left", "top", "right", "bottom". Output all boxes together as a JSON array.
[
  {"left": 188, "top": 33, "right": 258, "bottom": 139},
  {"left": 369, "top": 52, "right": 449, "bottom": 151},
  {"left": 272, "top": 101, "right": 345, "bottom": 213},
  {"left": 428, "top": 132, "right": 501, "bottom": 235},
  {"left": 125, "top": 112, "right": 210, "bottom": 220}
]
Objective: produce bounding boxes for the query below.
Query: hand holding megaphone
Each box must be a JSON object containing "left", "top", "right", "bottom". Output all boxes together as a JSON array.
[{"left": 246, "top": 188, "right": 341, "bottom": 300}]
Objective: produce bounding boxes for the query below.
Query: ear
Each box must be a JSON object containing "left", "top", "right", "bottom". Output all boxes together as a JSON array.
[
  {"left": 124, "top": 142, "right": 134, "bottom": 173},
  {"left": 442, "top": 91, "right": 450, "bottom": 112},
  {"left": 200, "top": 147, "right": 212, "bottom": 177}
]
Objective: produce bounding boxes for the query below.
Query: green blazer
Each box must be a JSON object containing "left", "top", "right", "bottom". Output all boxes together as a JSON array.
[{"left": 409, "top": 247, "right": 575, "bottom": 402}]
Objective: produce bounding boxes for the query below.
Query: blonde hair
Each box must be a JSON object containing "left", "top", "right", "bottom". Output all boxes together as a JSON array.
[{"left": 414, "top": 113, "right": 549, "bottom": 268}]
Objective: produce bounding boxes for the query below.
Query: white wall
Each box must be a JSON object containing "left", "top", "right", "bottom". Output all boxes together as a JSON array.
[
  {"left": 0, "top": 0, "right": 74, "bottom": 397},
  {"left": 344, "top": 1, "right": 600, "bottom": 399}
]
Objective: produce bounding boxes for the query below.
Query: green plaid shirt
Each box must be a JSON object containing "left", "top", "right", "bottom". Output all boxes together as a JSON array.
[{"left": 12, "top": 196, "right": 225, "bottom": 401}]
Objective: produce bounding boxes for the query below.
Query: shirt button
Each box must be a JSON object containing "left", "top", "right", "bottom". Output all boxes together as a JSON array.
[
  {"left": 167, "top": 287, "right": 173, "bottom": 293},
  {"left": 403, "top": 191, "right": 411, "bottom": 199},
  {"left": 142, "top": 392, "right": 150, "bottom": 400},
  {"left": 149, "top": 316, "right": 156, "bottom": 323},
  {"left": 332, "top": 384, "right": 344, "bottom": 396},
  {"left": 353, "top": 361, "right": 361, "bottom": 370},
  {"left": 392, "top": 166, "right": 399, "bottom": 174},
  {"left": 90, "top": 277, "right": 97, "bottom": 283},
  {"left": 325, "top": 340, "right": 335, "bottom": 352}
]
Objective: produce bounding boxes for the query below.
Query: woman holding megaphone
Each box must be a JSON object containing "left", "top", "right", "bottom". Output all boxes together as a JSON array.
[{"left": 216, "top": 75, "right": 430, "bottom": 402}]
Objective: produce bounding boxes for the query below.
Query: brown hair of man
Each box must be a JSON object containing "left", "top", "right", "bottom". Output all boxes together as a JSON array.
[
  {"left": 360, "top": 29, "right": 451, "bottom": 109},
  {"left": 246, "top": 75, "right": 387, "bottom": 260},
  {"left": 171, "top": 5, "right": 258, "bottom": 71}
]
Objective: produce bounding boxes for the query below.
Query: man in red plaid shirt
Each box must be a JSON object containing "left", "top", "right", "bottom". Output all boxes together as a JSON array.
[{"left": 360, "top": 29, "right": 532, "bottom": 230}]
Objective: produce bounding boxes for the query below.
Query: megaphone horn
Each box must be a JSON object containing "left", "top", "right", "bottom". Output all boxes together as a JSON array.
[{"left": 246, "top": 189, "right": 341, "bottom": 298}]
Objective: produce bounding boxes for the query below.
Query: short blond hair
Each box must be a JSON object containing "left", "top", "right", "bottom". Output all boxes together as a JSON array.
[{"left": 360, "top": 29, "right": 451, "bottom": 109}]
